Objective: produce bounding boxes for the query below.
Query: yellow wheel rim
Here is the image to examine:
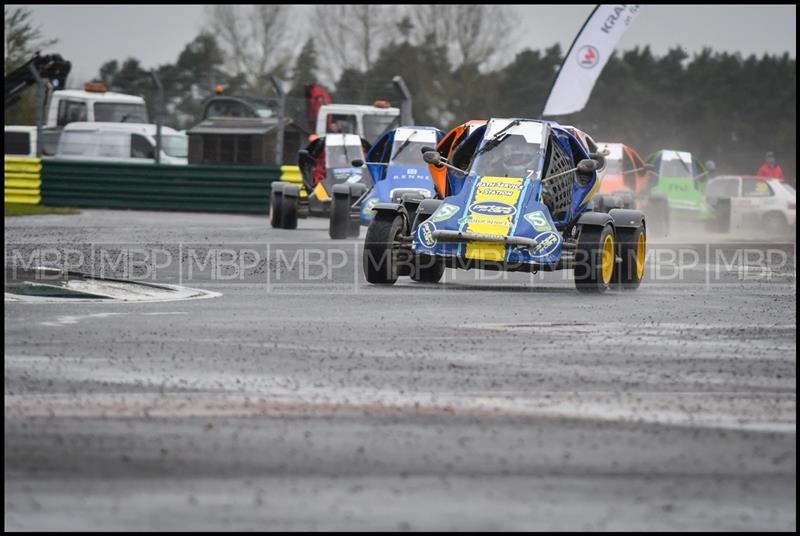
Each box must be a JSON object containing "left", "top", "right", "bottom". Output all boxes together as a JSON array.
[
  {"left": 635, "top": 231, "right": 646, "bottom": 279},
  {"left": 601, "top": 233, "right": 615, "bottom": 285}
]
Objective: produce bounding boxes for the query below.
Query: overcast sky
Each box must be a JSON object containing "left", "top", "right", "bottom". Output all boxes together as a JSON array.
[{"left": 10, "top": 4, "right": 797, "bottom": 85}]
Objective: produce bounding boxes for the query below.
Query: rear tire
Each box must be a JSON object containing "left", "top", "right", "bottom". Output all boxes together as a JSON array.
[
  {"left": 329, "top": 195, "right": 350, "bottom": 239},
  {"left": 574, "top": 223, "right": 616, "bottom": 293},
  {"left": 363, "top": 213, "right": 405, "bottom": 285},
  {"left": 281, "top": 188, "right": 299, "bottom": 230},
  {"left": 613, "top": 224, "right": 646, "bottom": 290},
  {"left": 270, "top": 187, "right": 284, "bottom": 229}
]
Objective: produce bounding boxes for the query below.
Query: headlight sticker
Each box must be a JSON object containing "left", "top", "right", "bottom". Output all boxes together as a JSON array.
[
  {"left": 524, "top": 210, "right": 552, "bottom": 232},
  {"left": 430, "top": 203, "right": 460, "bottom": 223},
  {"left": 363, "top": 197, "right": 379, "bottom": 216}
]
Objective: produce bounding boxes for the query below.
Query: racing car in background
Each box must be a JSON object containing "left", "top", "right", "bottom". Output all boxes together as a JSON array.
[
  {"left": 705, "top": 175, "right": 796, "bottom": 235},
  {"left": 587, "top": 142, "right": 677, "bottom": 236},
  {"left": 333, "top": 125, "right": 445, "bottom": 239},
  {"left": 271, "top": 133, "right": 371, "bottom": 232},
  {"left": 590, "top": 142, "right": 651, "bottom": 211},
  {"left": 644, "top": 149, "right": 716, "bottom": 234},
  {"left": 362, "top": 118, "right": 648, "bottom": 292}
]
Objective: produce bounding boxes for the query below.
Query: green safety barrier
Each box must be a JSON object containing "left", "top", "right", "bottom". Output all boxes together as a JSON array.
[
  {"left": 5, "top": 156, "right": 42, "bottom": 204},
  {"left": 41, "top": 160, "right": 284, "bottom": 214}
]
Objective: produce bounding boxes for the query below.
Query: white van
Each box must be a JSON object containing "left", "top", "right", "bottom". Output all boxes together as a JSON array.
[
  {"left": 4, "top": 126, "right": 63, "bottom": 157},
  {"left": 55, "top": 122, "right": 188, "bottom": 165}
]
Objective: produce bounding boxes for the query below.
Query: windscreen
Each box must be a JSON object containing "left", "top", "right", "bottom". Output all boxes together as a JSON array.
[
  {"left": 94, "top": 102, "right": 149, "bottom": 123},
  {"left": 326, "top": 144, "right": 363, "bottom": 168},
  {"left": 470, "top": 135, "right": 542, "bottom": 178},
  {"left": 389, "top": 129, "right": 437, "bottom": 166},
  {"left": 659, "top": 151, "right": 694, "bottom": 178},
  {"left": 161, "top": 134, "right": 188, "bottom": 158}
]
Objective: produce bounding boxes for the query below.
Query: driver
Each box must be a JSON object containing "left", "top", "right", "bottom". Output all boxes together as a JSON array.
[{"left": 484, "top": 136, "right": 537, "bottom": 178}]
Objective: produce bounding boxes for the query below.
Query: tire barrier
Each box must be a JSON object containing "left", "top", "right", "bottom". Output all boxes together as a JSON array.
[{"left": 4, "top": 157, "right": 42, "bottom": 205}]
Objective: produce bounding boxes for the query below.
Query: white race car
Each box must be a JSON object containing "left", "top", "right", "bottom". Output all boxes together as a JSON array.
[{"left": 705, "top": 175, "right": 796, "bottom": 235}]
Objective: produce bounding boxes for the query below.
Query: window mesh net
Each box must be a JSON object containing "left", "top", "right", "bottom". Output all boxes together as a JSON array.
[{"left": 542, "top": 135, "right": 574, "bottom": 221}]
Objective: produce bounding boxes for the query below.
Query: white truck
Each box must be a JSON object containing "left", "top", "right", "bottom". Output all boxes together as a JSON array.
[
  {"left": 315, "top": 102, "right": 401, "bottom": 143},
  {"left": 45, "top": 82, "right": 149, "bottom": 127}
]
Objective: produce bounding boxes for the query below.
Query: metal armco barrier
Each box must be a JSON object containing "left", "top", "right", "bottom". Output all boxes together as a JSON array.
[
  {"left": 41, "top": 160, "right": 285, "bottom": 214},
  {"left": 5, "top": 157, "right": 42, "bottom": 204}
]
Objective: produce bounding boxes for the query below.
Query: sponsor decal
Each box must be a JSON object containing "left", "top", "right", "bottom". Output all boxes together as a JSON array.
[
  {"left": 577, "top": 45, "right": 600, "bottom": 69},
  {"left": 363, "top": 197, "right": 379, "bottom": 216},
  {"left": 476, "top": 188, "right": 516, "bottom": 197},
  {"left": 477, "top": 180, "right": 525, "bottom": 190},
  {"left": 417, "top": 220, "right": 437, "bottom": 247},
  {"left": 431, "top": 203, "right": 460, "bottom": 223},
  {"left": 469, "top": 201, "right": 516, "bottom": 217},
  {"left": 458, "top": 216, "right": 512, "bottom": 227},
  {"left": 530, "top": 231, "right": 561, "bottom": 258},
  {"left": 600, "top": 5, "right": 637, "bottom": 34},
  {"left": 524, "top": 211, "right": 551, "bottom": 232}
]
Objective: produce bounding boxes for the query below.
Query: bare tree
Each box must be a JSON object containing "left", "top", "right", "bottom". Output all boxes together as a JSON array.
[
  {"left": 311, "top": 5, "right": 397, "bottom": 84},
  {"left": 206, "top": 5, "right": 292, "bottom": 90},
  {"left": 409, "top": 5, "right": 514, "bottom": 69},
  {"left": 4, "top": 6, "right": 58, "bottom": 72}
]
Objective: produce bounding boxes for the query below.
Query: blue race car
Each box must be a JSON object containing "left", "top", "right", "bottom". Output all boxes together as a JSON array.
[
  {"left": 329, "top": 126, "right": 445, "bottom": 239},
  {"left": 362, "top": 118, "right": 647, "bottom": 293}
]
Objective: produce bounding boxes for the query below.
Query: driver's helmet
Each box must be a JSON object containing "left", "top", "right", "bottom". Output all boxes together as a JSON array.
[{"left": 501, "top": 136, "right": 535, "bottom": 177}]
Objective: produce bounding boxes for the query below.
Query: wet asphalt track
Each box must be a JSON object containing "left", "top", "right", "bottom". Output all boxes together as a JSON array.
[{"left": 4, "top": 210, "right": 797, "bottom": 531}]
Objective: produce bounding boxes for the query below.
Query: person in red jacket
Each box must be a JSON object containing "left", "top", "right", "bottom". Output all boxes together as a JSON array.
[{"left": 756, "top": 152, "right": 785, "bottom": 179}]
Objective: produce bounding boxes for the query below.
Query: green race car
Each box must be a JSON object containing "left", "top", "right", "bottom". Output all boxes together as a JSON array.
[{"left": 644, "top": 150, "right": 717, "bottom": 235}]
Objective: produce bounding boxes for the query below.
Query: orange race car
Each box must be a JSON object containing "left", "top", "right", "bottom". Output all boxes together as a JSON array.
[
  {"left": 591, "top": 142, "right": 653, "bottom": 211},
  {"left": 429, "top": 119, "right": 487, "bottom": 198}
]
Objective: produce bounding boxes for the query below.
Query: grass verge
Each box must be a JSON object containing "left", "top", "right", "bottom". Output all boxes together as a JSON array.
[{"left": 4, "top": 203, "right": 80, "bottom": 217}]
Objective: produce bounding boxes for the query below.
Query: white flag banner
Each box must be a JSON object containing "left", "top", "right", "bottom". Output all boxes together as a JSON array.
[{"left": 542, "top": 4, "right": 641, "bottom": 117}]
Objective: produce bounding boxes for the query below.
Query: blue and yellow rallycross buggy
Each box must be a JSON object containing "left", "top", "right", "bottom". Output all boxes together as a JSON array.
[{"left": 362, "top": 118, "right": 647, "bottom": 293}]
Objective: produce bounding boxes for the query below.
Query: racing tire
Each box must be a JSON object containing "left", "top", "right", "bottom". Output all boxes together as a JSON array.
[
  {"left": 411, "top": 254, "right": 444, "bottom": 283},
  {"left": 363, "top": 213, "right": 405, "bottom": 285},
  {"left": 763, "top": 212, "right": 788, "bottom": 236},
  {"left": 270, "top": 186, "right": 284, "bottom": 229},
  {"left": 347, "top": 185, "right": 367, "bottom": 238},
  {"left": 281, "top": 188, "right": 299, "bottom": 230},
  {"left": 613, "top": 224, "right": 646, "bottom": 290},
  {"left": 329, "top": 194, "right": 350, "bottom": 240},
  {"left": 574, "top": 223, "right": 616, "bottom": 294}
]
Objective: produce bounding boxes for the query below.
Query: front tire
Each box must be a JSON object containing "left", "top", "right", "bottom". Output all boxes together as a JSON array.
[
  {"left": 329, "top": 194, "right": 350, "bottom": 239},
  {"left": 613, "top": 224, "right": 646, "bottom": 290},
  {"left": 363, "top": 213, "right": 405, "bottom": 285},
  {"left": 281, "top": 184, "right": 300, "bottom": 229},
  {"left": 411, "top": 254, "right": 444, "bottom": 283},
  {"left": 574, "top": 223, "right": 616, "bottom": 293}
]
